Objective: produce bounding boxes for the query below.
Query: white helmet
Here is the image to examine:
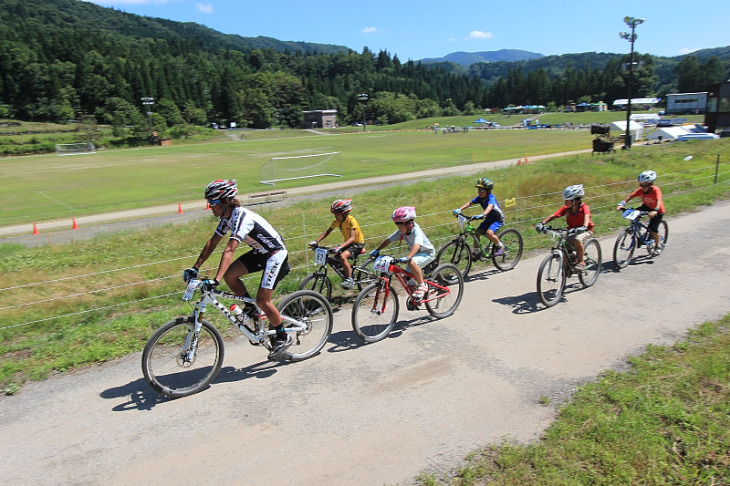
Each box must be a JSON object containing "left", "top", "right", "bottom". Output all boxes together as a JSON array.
[
  {"left": 392, "top": 206, "right": 416, "bottom": 223},
  {"left": 205, "top": 179, "right": 238, "bottom": 200},
  {"left": 638, "top": 170, "right": 657, "bottom": 183},
  {"left": 562, "top": 184, "right": 584, "bottom": 201}
]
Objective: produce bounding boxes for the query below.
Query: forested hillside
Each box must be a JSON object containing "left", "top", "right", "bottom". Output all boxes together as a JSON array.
[{"left": 1, "top": 0, "right": 728, "bottom": 142}]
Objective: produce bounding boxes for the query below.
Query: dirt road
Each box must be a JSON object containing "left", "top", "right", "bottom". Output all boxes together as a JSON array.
[{"left": 1, "top": 201, "right": 729, "bottom": 485}]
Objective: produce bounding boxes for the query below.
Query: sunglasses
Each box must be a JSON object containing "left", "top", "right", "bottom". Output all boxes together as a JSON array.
[
  {"left": 208, "top": 199, "right": 222, "bottom": 207},
  {"left": 639, "top": 184, "right": 650, "bottom": 188}
]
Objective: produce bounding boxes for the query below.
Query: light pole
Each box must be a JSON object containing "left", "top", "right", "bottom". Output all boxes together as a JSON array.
[
  {"left": 620, "top": 16, "right": 644, "bottom": 150},
  {"left": 141, "top": 96, "right": 154, "bottom": 131},
  {"left": 358, "top": 93, "right": 368, "bottom": 132}
]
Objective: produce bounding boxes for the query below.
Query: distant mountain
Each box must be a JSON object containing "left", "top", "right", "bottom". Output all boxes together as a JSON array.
[{"left": 420, "top": 49, "right": 544, "bottom": 67}]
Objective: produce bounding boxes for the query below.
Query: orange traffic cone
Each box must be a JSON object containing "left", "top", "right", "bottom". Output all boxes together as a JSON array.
[
  {"left": 524, "top": 156, "right": 529, "bottom": 164},
  {"left": 517, "top": 158, "right": 522, "bottom": 165},
  {"left": 72, "top": 218, "right": 79, "bottom": 230},
  {"left": 32, "top": 223, "right": 39, "bottom": 235},
  {"left": 205, "top": 201, "right": 210, "bottom": 210},
  {"left": 178, "top": 203, "right": 184, "bottom": 214}
]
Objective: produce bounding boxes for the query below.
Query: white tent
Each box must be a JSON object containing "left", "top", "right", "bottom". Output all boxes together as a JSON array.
[
  {"left": 646, "top": 126, "right": 691, "bottom": 141},
  {"left": 610, "top": 120, "right": 644, "bottom": 141}
]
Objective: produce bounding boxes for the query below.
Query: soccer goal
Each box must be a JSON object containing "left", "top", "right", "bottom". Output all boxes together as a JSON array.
[
  {"left": 55, "top": 142, "right": 96, "bottom": 156},
  {"left": 259, "top": 152, "right": 342, "bottom": 185}
]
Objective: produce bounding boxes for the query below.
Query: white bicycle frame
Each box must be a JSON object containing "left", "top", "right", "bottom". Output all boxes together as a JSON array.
[{"left": 182, "top": 279, "right": 311, "bottom": 351}]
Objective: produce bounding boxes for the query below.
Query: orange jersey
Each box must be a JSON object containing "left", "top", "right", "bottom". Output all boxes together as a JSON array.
[
  {"left": 553, "top": 202, "right": 595, "bottom": 230},
  {"left": 629, "top": 185, "right": 664, "bottom": 214}
]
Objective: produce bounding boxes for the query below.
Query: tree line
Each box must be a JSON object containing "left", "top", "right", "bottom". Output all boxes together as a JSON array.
[{"left": 1, "top": 0, "right": 728, "bottom": 144}]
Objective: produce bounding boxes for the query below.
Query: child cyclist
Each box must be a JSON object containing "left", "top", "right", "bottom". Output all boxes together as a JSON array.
[
  {"left": 453, "top": 177, "right": 505, "bottom": 257},
  {"left": 616, "top": 170, "right": 665, "bottom": 256},
  {"left": 536, "top": 184, "right": 595, "bottom": 271},
  {"left": 309, "top": 199, "right": 366, "bottom": 289},
  {"left": 369, "top": 206, "right": 436, "bottom": 301}
]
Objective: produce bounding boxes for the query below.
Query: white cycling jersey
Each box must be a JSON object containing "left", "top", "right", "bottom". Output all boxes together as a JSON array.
[{"left": 215, "top": 207, "right": 286, "bottom": 254}]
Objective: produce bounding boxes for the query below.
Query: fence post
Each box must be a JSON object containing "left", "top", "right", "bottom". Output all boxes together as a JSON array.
[{"left": 715, "top": 154, "right": 720, "bottom": 185}]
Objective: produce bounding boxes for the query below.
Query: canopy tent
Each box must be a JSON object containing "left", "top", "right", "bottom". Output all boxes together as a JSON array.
[
  {"left": 473, "top": 118, "right": 488, "bottom": 123},
  {"left": 646, "top": 126, "right": 691, "bottom": 141},
  {"left": 610, "top": 120, "right": 644, "bottom": 141},
  {"left": 612, "top": 97, "right": 661, "bottom": 107}
]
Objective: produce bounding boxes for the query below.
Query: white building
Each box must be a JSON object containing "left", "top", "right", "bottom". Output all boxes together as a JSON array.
[
  {"left": 666, "top": 92, "right": 708, "bottom": 114},
  {"left": 646, "top": 126, "right": 691, "bottom": 141}
]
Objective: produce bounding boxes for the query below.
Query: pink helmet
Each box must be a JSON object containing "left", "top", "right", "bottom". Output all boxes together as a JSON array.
[{"left": 391, "top": 206, "right": 416, "bottom": 223}]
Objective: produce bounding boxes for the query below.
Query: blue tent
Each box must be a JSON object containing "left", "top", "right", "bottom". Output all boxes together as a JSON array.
[{"left": 473, "top": 118, "right": 488, "bottom": 123}]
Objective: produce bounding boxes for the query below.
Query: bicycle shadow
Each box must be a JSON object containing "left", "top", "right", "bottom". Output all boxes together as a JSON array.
[{"left": 101, "top": 360, "right": 282, "bottom": 411}]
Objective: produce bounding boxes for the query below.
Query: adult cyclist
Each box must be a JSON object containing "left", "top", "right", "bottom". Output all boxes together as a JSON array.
[{"left": 183, "top": 179, "right": 292, "bottom": 359}]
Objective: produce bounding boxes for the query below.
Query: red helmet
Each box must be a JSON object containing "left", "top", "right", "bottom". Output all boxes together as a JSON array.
[{"left": 330, "top": 199, "right": 352, "bottom": 213}]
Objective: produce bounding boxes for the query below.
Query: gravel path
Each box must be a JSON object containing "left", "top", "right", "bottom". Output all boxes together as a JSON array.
[{"left": 1, "top": 201, "right": 729, "bottom": 485}]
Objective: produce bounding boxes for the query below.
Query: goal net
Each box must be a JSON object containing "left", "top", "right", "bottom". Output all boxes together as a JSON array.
[
  {"left": 56, "top": 142, "right": 96, "bottom": 156},
  {"left": 259, "top": 152, "right": 342, "bottom": 185}
]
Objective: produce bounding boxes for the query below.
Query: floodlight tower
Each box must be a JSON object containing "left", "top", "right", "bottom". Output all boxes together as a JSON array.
[
  {"left": 141, "top": 97, "right": 154, "bottom": 131},
  {"left": 619, "top": 16, "right": 644, "bottom": 150},
  {"left": 358, "top": 93, "right": 368, "bottom": 132}
]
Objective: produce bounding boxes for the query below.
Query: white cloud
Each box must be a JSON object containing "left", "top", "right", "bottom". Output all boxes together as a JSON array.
[
  {"left": 196, "top": 3, "right": 214, "bottom": 14},
  {"left": 678, "top": 47, "right": 699, "bottom": 55},
  {"left": 469, "top": 30, "right": 494, "bottom": 39},
  {"left": 362, "top": 27, "right": 377, "bottom": 34}
]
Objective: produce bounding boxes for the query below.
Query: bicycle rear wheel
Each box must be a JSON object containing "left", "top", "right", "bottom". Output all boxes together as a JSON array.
[
  {"left": 646, "top": 220, "right": 669, "bottom": 256},
  {"left": 141, "top": 317, "right": 224, "bottom": 398},
  {"left": 612, "top": 228, "right": 635, "bottom": 269},
  {"left": 579, "top": 238, "right": 602, "bottom": 287},
  {"left": 351, "top": 282, "right": 399, "bottom": 343},
  {"left": 437, "top": 238, "right": 472, "bottom": 277},
  {"left": 491, "top": 228, "right": 524, "bottom": 271},
  {"left": 299, "top": 272, "right": 332, "bottom": 300},
  {"left": 278, "top": 290, "right": 333, "bottom": 362},
  {"left": 424, "top": 263, "right": 464, "bottom": 318},
  {"left": 537, "top": 252, "right": 565, "bottom": 308}
]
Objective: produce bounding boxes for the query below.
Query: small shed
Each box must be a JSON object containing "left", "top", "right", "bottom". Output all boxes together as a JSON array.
[
  {"left": 302, "top": 109, "right": 337, "bottom": 129},
  {"left": 646, "top": 126, "right": 691, "bottom": 141},
  {"left": 610, "top": 120, "right": 644, "bottom": 141}
]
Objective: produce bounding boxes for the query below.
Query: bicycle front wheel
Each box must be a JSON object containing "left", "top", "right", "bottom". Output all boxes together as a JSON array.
[
  {"left": 278, "top": 290, "right": 334, "bottom": 362},
  {"left": 351, "top": 282, "right": 399, "bottom": 343},
  {"left": 141, "top": 317, "right": 224, "bottom": 398},
  {"left": 612, "top": 228, "right": 635, "bottom": 269},
  {"left": 299, "top": 272, "right": 332, "bottom": 300},
  {"left": 537, "top": 252, "right": 565, "bottom": 308},
  {"left": 425, "top": 263, "right": 464, "bottom": 319},
  {"left": 579, "top": 238, "right": 602, "bottom": 288},
  {"left": 491, "top": 228, "right": 524, "bottom": 271},
  {"left": 437, "top": 238, "right": 472, "bottom": 277}
]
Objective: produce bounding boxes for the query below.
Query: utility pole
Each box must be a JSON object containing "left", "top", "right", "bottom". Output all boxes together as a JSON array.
[{"left": 620, "top": 17, "right": 645, "bottom": 150}]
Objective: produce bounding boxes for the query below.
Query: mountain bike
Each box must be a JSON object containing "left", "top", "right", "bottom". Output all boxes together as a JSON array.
[
  {"left": 351, "top": 255, "right": 464, "bottom": 343},
  {"left": 141, "top": 278, "right": 333, "bottom": 398},
  {"left": 299, "top": 243, "right": 375, "bottom": 299},
  {"left": 436, "top": 213, "right": 523, "bottom": 277},
  {"left": 613, "top": 208, "right": 669, "bottom": 269},
  {"left": 536, "top": 226, "right": 602, "bottom": 308}
]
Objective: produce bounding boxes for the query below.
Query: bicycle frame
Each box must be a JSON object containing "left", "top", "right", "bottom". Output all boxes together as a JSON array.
[
  {"left": 455, "top": 214, "right": 498, "bottom": 257},
  {"left": 372, "top": 256, "right": 448, "bottom": 307},
  {"left": 621, "top": 209, "right": 655, "bottom": 247},
  {"left": 183, "top": 279, "right": 307, "bottom": 346},
  {"left": 541, "top": 227, "right": 581, "bottom": 277},
  {"left": 309, "top": 245, "right": 373, "bottom": 285}
]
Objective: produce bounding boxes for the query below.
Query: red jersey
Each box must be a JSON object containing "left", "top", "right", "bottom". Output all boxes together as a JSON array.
[
  {"left": 553, "top": 202, "right": 595, "bottom": 230},
  {"left": 629, "top": 185, "right": 664, "bottom": 214}
]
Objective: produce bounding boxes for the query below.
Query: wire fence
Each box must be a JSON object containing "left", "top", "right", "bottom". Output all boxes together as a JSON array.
[{"left": 2, "top": 158, "right": 729, "bottom": 331}]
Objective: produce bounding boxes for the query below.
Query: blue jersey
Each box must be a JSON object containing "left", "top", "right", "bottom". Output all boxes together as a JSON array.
[{"left": 471, "top": 193, "right": 504, "bottom": 221}]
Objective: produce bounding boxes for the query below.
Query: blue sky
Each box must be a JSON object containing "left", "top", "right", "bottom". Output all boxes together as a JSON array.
[{"left": 82, "top": 0, "right": 729, "bottom": 61}]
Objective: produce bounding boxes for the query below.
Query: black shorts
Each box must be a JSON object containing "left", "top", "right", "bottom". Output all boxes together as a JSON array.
[
  {"left": 341, "top": 243, "right": 365, "bottom": 258},
  {"left": 237, "top": 250, "right": 290, "bottom": 290},
  {"left": 637, "top": 204, "right": 664, "bottom": 233}
]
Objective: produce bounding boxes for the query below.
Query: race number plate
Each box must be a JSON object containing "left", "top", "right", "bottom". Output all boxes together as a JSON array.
[
  {"left": 314, "top": 248, "right": 328, "bottom": 266},
  {"left": 622, "top": 209, "right": 640, "bottom": 221},
  {"left": 182, "top": 279, "right": 200, "bottom": 301},
  {"left": 458, "top": 215, "right": 468, "bottom": 230},
  {"left": 373, "top": 255, "right": 393, "bottom": 273}
]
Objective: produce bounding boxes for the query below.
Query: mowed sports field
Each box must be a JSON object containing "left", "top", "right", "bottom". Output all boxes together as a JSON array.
[{"left": 0, "top": 129, "right": 589, "bottom": 227}]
